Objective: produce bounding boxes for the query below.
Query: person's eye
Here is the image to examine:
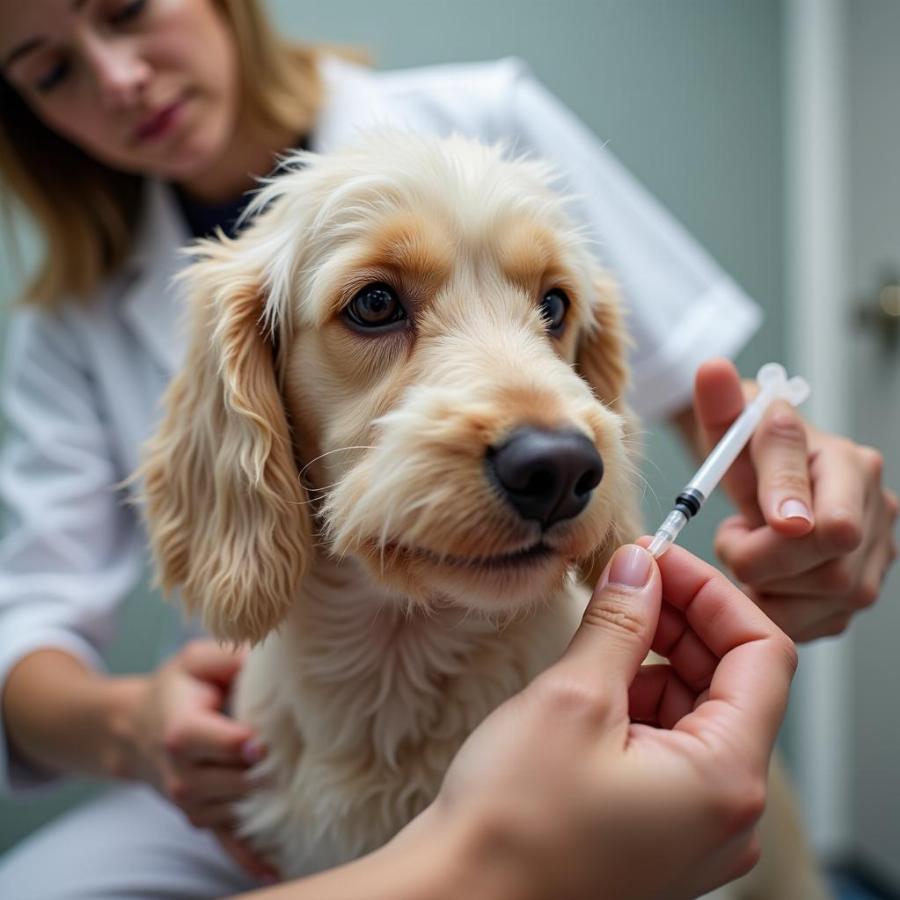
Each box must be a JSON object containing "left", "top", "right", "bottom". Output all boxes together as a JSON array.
[
  {"left": 35, "top": 59, "right": 71, "bottom": 93},
  {"left": 109, "top": 0, "right": 147, "bottom": 25},
  {"left": 539, "top": 288, "right": 569, "bottom": 335},
  {"left": 344, "top": 283, "right": 407, "bottom": 330}
]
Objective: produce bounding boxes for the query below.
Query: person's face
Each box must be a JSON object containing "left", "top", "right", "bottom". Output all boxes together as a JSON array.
[{"left": 0, "top": 0, "right": 240, "bottom": 184}]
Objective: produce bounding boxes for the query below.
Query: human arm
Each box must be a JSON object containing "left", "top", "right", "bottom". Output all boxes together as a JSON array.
[
  {"left": 234, "top": 542, "right": 797, "bottom": 900},
  {"left": 3, "top": 640, "right": 255, "bottom": 802},
  {"left": 0, "top": 308, "right": 274, "bottom": 877},
  {"left": 3, "top": 640, "right": 275, "bottom": 878},
  {"left": 674, "top": 357, "right": 898, "bottom": 641},
  {"left": 2, "top": 648, "right": 143, "bottom": 781}
]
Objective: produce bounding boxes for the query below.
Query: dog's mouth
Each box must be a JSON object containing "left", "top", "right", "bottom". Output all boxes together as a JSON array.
[{"left": 377, "top": 540, "right": 557, "bottom": 572}]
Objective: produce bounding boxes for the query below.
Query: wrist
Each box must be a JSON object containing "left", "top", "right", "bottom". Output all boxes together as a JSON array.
[
  {"left": 95, "top": 675, "right": 149, "bottom": 781},
  {"left": 383, "top": 800, "right": 543, "bottom": 900},
  {"left": 3, "top": 650, "right": 151, "bottom": 782}
]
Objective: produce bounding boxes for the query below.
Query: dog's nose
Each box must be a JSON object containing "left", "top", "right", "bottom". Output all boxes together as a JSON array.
[{"left": 487, "top": 428, "right": 604, "bottom": 528}]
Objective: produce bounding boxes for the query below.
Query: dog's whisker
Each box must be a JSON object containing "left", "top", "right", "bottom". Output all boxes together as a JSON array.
[
  {"left": 623, "top": 469, "right": 659, "bottom": 510},
  {"left": 631, "top": 474, "right": 656, "bottom": 500},
  {"left": 301, "top": 482, "right": 345, "bottom": 500},
  {"left": 633, "top": 454, "right": 664, "bottom": 481},
  {"left": 298, "top": 446, "right": 377, "bottom": 479}
]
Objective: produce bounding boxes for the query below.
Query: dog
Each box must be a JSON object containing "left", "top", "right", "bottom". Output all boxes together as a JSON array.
[{"left": 140, "top": 132, "right": 827, "bottom": 896}]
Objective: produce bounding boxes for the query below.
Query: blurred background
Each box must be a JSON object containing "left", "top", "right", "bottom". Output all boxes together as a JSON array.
[{"left": 1, "top": 0, "right": 897, "bottom": 895}]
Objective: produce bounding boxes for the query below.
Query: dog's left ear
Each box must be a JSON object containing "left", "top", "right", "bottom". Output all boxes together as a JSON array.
[
  {"left": 576, "top": 270, "right": 643, "bottom": 584},
  {"left": 139, "top": 241, "right": 311, "bottom": 645}
]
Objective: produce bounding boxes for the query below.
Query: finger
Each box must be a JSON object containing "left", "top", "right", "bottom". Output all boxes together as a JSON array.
[
  {"left": 678, "top": 629, "right": 797, "bottom": 769},
  {"left": 215, "top": 828, "right": 279, "bottom": 882},
  {"left": 651, "top": 602, "right": 719, "bottom": 692},
  {"left": 716, "top": 517, "right": 833, "bottom": 586},
  {"left": 179, "top": 640, "right": 248, "bottom": 687},
  {"left": 561, "top": 545, "right": 660, "bottom": 693},
  {"left": 855, "top": 527, "right": 896, "bottom": 610},
  {"left": 749, "top": 401, "right": 814, "bottom": 536},
  {"left": 755, "top": 593, "right": 852, "bottom": 641},
  {"left": 628, "top": 664, "right": 699, "bottom": 728},
  {"left": 692, "top": 358, "right": 763, "bottom": 525},
  {"left": 171, "top": 762, "right": 255, "bottom": 804},
  {"left": 791, "top": 609, "right": 852, "bottom": 642},
  {"left": 887, "top": 487, "right": 900, "bottom": 524},
  {"left": 808, "top": 439, "right": 870, "bottom": 553},
  {"left": 753, "top": 507, "right": 892, "bottom": 640},
  {"left": 640, "top": 540, "right": 799, "bottom": 752},
  {"left": 753, "top": 550, "right": 867, "bottom": 598},
  {"left": 165, "top": 710, "right": 260, "bottom": 765},
  {"left": 718, "top": 465, "right": 877, "bottom": 586},
  {"left": 638, "top": 538, "right": 782, "bottom": 656}
]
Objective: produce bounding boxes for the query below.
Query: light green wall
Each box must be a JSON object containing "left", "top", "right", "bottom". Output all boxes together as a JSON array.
[{"left": 0, "top": 0, "right": 784, "bottom": 854}]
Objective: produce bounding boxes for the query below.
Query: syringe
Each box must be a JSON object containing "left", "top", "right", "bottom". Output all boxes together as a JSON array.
[{"left": 647, "top": 363, "right": 811, "bottom": 558}]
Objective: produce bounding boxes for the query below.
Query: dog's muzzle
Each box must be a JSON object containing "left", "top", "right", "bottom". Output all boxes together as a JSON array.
[{"left": 486, "top": 427, "right": 604, "bottom": 529}]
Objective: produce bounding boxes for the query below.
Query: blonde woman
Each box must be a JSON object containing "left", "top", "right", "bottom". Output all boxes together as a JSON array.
[{"left": 0, "top": 0, "right": 894, "bottom": 896}]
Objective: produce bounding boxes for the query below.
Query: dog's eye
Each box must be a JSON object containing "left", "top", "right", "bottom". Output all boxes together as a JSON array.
[
  {"left": 539, "top": 289, "right": 569, "bottom": 335},
  {"left": 345, "top": 283, "right": 407, "bottom": 329}
]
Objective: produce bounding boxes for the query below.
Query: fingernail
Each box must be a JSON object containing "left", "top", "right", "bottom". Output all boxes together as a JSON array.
[
  {"left": 241, "top": 739, "right": 265, "bottom": 765},
  {"left": 608, "top": 545, "right": 652, "bottom": 588},
  {"left": 779, "top": 499, "right": 812, "bottom": 523}
]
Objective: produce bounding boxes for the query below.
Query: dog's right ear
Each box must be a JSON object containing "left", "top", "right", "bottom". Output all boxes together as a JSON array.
[{"left": 139, "top": 239, "right": 311, "bottom": 645}]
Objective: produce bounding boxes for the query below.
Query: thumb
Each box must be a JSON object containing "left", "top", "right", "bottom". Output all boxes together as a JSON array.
[{"left": 561, "top": 545, "right": 661, "bottom": 692}]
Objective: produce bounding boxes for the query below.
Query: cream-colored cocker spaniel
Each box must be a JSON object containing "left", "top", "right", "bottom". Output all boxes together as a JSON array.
[
  {"left": 141, "top": 132, "right": 638, "bottom": 874},
  {"left": 140, "top": 133, "right": 824, "bottom": 896}
]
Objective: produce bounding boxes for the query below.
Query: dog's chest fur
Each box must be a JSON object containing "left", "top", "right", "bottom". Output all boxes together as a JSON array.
[{"left": 232, "top": 557, "right": 587, "bottom": 877}]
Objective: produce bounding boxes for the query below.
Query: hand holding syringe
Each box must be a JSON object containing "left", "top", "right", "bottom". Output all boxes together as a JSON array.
[{"left": 648, "top": 363, "right": 811, "bottom": 558}]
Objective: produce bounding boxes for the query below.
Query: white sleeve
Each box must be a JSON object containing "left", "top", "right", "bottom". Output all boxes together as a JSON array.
[
  {"left": 503, "top": 59, "right": 763, "bottom": 420},
  {"left": 0, "top": 309, "right": 143, "bottom": 792}
]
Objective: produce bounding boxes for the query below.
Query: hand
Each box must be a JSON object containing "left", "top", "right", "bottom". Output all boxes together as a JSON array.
[
  {"left": 126, "top": 639, "right": 277, "bottom": 881},
  {"left": 391, "top": 543, "right": 798, "bottom": 900},
  {"left": 694, "top": 358, "right": 898, "bottom": 641}
]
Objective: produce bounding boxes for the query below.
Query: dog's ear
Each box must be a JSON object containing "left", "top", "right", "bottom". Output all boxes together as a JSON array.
[
  {"left": 140, "top": 242, "right": 310, "bottom": 645},
  {"left": 576, "top": 269, "right": 643, "bottom": 586}
]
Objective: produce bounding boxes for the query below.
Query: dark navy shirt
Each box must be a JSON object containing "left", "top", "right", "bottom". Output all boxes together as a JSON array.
[
  {"left": 174, "top": 189, "right": 251, "bottom": 240},
  {"left": 173, "top": 135, "right": 311, "bottom": 239}
]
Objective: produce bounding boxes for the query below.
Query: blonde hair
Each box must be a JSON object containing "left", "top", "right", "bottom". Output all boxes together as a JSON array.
[{"left": 0, "top": 0, "right": 328, "bottom": 307}]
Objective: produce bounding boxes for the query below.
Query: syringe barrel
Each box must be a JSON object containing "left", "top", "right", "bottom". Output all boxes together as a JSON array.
[{"left": 686, "top": 390, "right": 771, "bottom": 497}]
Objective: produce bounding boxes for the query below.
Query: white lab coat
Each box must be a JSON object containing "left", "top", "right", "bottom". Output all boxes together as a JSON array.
[{"left": 0, "top": 55, "right": 761, "bottom": 792}]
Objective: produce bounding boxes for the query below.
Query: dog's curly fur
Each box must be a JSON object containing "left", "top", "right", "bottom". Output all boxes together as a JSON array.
[{"left": 139, "top": 133, "right": 826, "bottom": 895}]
